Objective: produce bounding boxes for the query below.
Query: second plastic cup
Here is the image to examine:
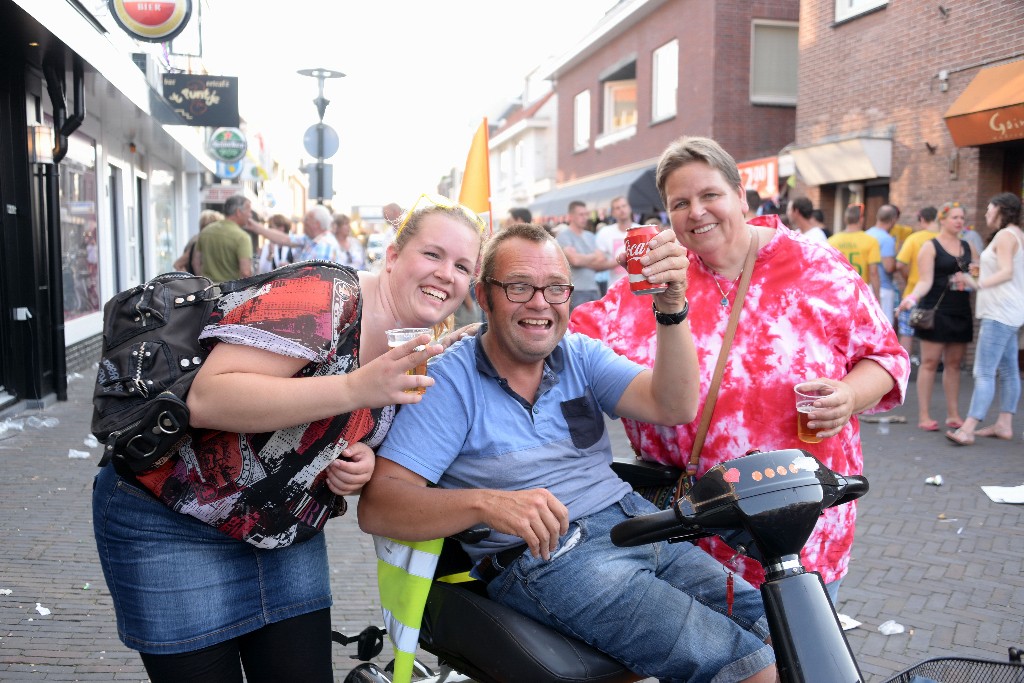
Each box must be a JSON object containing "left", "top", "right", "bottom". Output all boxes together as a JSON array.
[
  {"left": 794, "top": 382, "right": 836, "bottom": 444},
  {"left": 386, "top": 328, "right": 430, "bottom": 395}
]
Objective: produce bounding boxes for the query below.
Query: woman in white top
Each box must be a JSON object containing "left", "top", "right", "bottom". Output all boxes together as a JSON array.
[
  {"left": 947, "top": 193, "right": 1024, "bottom": 445},
  {"left": 333, "top": 213, "right": 367, "bottom": 271},
  {"left": 257, "top": 214, "right": 296, "bottom": 273}
]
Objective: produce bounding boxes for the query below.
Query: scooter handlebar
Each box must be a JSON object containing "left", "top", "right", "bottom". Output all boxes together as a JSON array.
[
  {"left": 609, "top": 505, "right": 709, "bottom": 548},
  {"left": 831, "top": 474, "right": 869, "bottom": 508}
]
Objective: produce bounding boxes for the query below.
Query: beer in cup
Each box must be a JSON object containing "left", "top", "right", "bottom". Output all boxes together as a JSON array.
[
  {"left": 386, "top": 328, "right": 430, "bottom": 395},
  {"left": 794, "top": 382, "right": 836, "bottom": 444}
]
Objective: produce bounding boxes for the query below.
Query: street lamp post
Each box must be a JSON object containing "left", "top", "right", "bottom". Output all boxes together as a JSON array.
[{"left": 297, "top": 68, "right": 345, "bottom": 205}]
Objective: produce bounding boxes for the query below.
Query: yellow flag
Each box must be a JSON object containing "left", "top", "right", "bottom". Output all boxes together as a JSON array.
[{"left": 459, "top": 118, "right": 491, "bottom": 233}]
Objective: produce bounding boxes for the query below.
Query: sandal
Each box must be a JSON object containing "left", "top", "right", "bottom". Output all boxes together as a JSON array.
[
  {"left": 975, "top": 425, "right": 1013, "bottom": 440},
  {"left": 918, "top": 420, "right": 939, "bottom": 432},
  {"left": 945, "top": 419, "right": 963, "bottom": 429},
  {"left": 945, "top": 429, "right": 974, "bottom": 446}
]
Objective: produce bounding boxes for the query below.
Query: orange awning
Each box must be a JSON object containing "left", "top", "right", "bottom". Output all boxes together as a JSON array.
[{"left": 944, "top": 60, "right": 1024, "bottom": 147}]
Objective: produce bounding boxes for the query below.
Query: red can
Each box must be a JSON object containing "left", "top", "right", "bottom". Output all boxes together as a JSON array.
[{"left": 624, "top": 225, "right": 669, "bottom": 295}]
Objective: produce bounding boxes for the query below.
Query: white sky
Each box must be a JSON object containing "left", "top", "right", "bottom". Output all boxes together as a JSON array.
[{"left": 197, "top": 1, "right": 619, "bottom": 211}]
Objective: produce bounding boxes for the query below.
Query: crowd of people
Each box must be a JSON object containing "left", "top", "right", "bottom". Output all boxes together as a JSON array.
[
  {"left": 170, "top": 198, "right": 392, "bottom": 284},
  {"left": 98, "top": 135, "right": 1020, "bottom": 682}
]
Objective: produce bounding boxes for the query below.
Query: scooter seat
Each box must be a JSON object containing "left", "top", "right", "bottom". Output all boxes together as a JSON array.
[{"left": 420, "top": 580, "right": 641, "bottom": 683}]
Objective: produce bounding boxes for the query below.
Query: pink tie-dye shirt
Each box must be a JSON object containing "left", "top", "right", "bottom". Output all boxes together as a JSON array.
[{"left": 570, "top": 218, "right": 910, "bottom": 586}]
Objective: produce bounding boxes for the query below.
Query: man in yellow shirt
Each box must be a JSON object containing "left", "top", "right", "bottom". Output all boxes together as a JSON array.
[
  {"left": 895, "top": 206, "right": 939, "bottom": 355},
  {"left": 828, "top": 204, "right": 881, "bottom": 301},
  {"left": 889, "top": 204, "right": 915, "bottom": 254}
]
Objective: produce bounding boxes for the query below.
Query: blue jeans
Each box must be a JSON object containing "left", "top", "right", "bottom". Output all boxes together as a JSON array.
[
  {"left": 967, "top": 318, "right": 1022, "bottom": 420},
  {"left": 92, "top": 466, "right": 332, "bottom": 654},
  {"left": 486, "top": 492, "right": 774, "bottom": 683}
]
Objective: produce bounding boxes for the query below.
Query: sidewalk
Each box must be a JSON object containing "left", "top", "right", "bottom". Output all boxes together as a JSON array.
[{"left": 0, "top": 369, "right": 1020, "bottom": 681}]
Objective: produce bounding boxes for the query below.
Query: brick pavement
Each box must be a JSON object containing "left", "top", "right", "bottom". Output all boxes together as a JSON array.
[{"left": 0, "top": 368, "right": 1020, "bottom": 681}]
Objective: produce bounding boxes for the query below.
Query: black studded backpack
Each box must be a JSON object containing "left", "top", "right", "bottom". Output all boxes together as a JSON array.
[{"left": 91, "top": 261, "right": 342, "bottom": 474}]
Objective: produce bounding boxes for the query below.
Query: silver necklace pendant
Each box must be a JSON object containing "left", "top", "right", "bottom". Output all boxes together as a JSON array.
[{"left": 712, "top": 274, "right": 732, "bottom": 307}]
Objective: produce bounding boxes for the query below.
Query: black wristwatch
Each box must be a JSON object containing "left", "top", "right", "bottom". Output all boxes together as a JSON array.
[{"left": 652, "top": 299, "right": 689, "bottom": 325}]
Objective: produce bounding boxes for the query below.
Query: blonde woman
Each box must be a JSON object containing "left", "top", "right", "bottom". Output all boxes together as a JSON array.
[
  {"left": 94, "top": 195, "right": 486, "bottom": 682},
  {"left": 172, "top": 209, "right": 223, "bottom": 275},
  {"left": 896, "top": 202, "right": 978, "bottom": 431}
]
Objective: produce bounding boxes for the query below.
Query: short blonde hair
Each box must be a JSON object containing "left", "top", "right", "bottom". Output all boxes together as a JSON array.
[{"left": 198, "top": 210, "right": 224, "bottom": 229}]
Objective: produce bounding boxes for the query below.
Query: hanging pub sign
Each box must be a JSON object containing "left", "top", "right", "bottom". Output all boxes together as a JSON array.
[
  {"left": 162, "top": 74, "right": 240, "bottom": 127},
  {"left": 208, "top": 128, "right": 247, "bottom": 163},
  {"left": 108, "top": 0, "right": 193, "bottom": 43}
]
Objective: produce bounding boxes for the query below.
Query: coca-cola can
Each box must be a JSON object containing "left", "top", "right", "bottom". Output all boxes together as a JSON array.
[{"left": 624, "top": 225, "right": 669, "bottom": 295}]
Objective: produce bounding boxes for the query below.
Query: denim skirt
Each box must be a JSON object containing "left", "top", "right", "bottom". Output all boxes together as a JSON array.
[{"left": 92, "top": 465, "right": 332, "bottom": 654}]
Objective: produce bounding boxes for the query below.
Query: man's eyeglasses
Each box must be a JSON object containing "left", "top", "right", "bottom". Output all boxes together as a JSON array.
[
  {"left": 484, "top": 277, "right": 574, "bottom": 304},
  {"left": 397, "top": 193, "right": 487, "bottom": 236}
]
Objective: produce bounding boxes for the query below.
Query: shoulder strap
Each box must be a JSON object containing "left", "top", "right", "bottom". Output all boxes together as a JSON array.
[
  {"left": 674, "top": 229, "right": 759, "bottom": 500},
  {"left": 186, "top": 240, "right": 197, "bottom": 275}
]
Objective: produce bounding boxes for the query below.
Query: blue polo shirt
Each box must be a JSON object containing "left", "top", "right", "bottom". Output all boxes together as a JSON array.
[{"left": 376, "top": 328, "right": 642, "bottom": 563}]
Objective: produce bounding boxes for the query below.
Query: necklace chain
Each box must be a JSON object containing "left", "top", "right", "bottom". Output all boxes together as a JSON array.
[{"left": 710, "top": 271, "right": 738, "bottom": 307}]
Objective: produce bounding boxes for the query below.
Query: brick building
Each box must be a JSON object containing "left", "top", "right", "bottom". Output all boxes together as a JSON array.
[
  {"left": 530, "top": 0, "right": 800, "bottom": 223},
  {"left": 792, "top": 0, "right": 1024, "bottom": 233}
]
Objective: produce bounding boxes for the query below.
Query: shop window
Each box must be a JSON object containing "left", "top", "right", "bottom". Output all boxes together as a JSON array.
[
  {"left": 150, "top": 168, "right": 177, "bottom": 275},
  {"left": 652, "top": 40, "right": 678, "bottom": 122},
  {"left": 59, "top": 130, "right": 101, "bottom": 321},
  {"left": 750, "top": 20, "right": 798, "bottom": 106},
  {"left": 835, "top": 0, "right": 887, "bottom": 23},
  {"left": 574, "top": 90, "right": 591, "bottom": 151}
]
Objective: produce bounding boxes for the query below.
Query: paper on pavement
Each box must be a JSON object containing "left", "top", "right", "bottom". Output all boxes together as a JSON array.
[{"left": 981, "top": 483, "right": 1024, "bottom": 504}]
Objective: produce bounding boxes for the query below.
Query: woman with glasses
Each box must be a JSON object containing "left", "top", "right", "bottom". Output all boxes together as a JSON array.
[
  {"left": 93, "top": 194, "right": 486, "bottom": 682},
  {"left": 896, "top": 201, "right": 978, "bottom": 432},
  {"left": 571, "top": 136, "right": 909, "bottom": 605}
]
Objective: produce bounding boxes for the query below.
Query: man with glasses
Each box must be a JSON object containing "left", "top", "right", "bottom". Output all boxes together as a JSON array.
[{"left": 359, "top": 224, "right": 777, "bottom": 682}]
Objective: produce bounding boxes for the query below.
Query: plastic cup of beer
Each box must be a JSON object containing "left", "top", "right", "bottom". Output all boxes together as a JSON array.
[
  {"left": 386, "top": 328, "right": 430, "bottom": 395},
  {"left": 794, "top": 382, "right": 835, "bottom": 444}
]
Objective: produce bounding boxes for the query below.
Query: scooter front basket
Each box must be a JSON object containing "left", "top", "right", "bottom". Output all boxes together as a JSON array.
[{"left": 883, "top": 654, "right": 1024, "bottom": 683}]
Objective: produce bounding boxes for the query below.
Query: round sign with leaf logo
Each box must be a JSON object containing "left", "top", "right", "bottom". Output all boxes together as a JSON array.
[{"left": 208, "top": 128, "right": 247, "bottom": 163}]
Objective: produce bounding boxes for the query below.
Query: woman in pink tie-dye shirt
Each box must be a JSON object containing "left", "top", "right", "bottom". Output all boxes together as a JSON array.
[{"left": 571, "top": 136, "right": 910, "bottom": 596}]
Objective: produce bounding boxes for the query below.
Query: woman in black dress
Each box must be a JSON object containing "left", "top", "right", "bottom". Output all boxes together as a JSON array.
[{"left": 896, "top": 201, "right": 977, "bottom": 431}]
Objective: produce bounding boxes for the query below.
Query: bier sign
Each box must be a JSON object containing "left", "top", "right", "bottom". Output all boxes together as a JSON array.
[{"left": 108, "top": 0, "right": 192, "bottom": 43}]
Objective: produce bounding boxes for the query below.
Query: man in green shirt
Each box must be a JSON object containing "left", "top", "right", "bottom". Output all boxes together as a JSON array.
[{"left": 197, "top": 195, "right": 254, "bottom": 282}]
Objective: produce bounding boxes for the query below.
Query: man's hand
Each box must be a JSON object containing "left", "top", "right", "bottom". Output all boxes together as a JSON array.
[
  {"left": 325, "top": 442, "right": 376, "bottom": 495},
  {"left": 481, "top": 488, "right": 569, "bottom": 560}
]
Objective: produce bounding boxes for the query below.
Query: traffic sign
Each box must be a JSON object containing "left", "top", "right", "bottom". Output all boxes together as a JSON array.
[{"left": 303, "top": 123, "right": 339, "bottom": 159}]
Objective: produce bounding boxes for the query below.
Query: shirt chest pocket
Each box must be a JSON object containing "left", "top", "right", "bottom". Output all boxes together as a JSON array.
[{"left": 560, "top": 387, "right": 604, "bottom": 450}]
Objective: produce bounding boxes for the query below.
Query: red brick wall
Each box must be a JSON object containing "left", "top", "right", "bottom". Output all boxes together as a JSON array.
[
  {"left": 795, "top": 0, "right": 1024, "bottom": 228},
  {"left": 553, "top": 0, "right": 799, "bottom": 183}
]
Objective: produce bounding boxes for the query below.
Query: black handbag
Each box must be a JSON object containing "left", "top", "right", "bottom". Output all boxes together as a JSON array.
[{"left": 909, "top": 305, "right": 937, "bottom": 330}]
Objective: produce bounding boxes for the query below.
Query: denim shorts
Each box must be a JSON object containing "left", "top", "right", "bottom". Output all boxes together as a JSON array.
[
  {"left": 486, "top": 492, "right": 774, "bottom": 683},
  {"left": 897, "top": 308, "right": 915, "bottom": 337},
  {"left": 92, "top": 465, "right": 332, "bottom": 654}
]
